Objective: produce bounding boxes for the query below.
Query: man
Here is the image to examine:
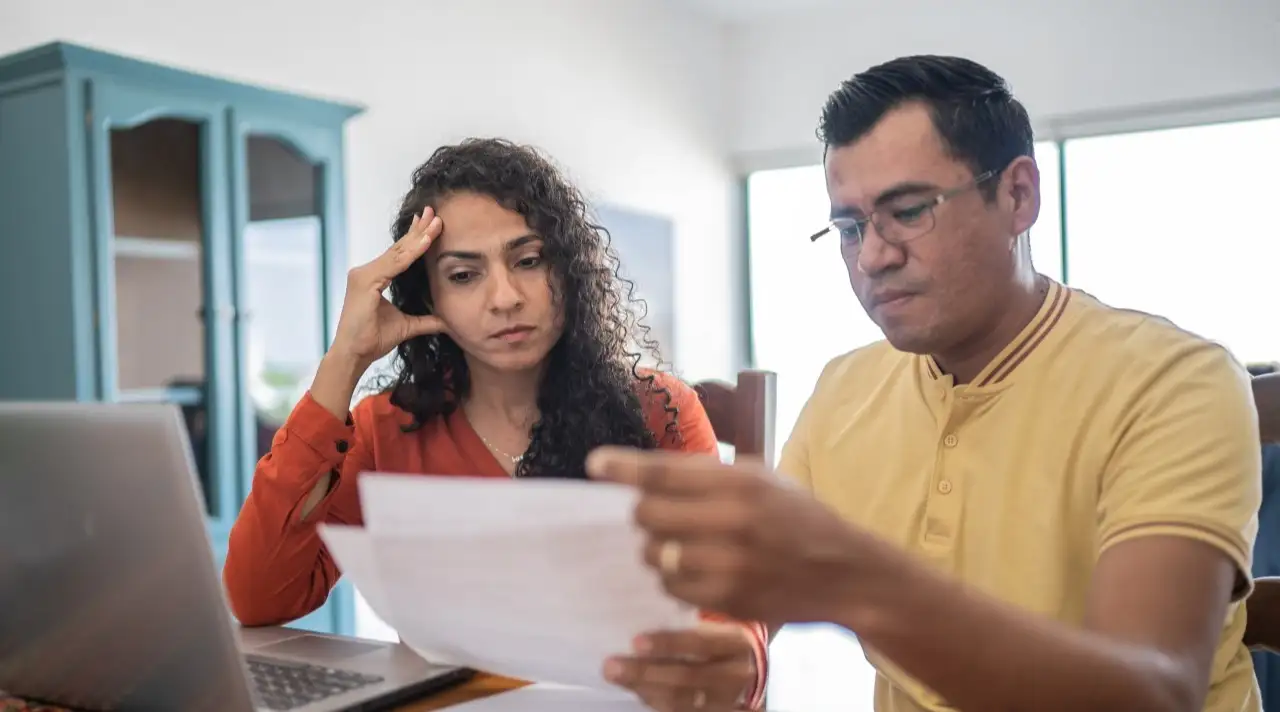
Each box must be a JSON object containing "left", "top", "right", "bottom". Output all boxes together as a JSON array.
[{"left": 591, "top": 55, "right": 1261, "bottom": 712}]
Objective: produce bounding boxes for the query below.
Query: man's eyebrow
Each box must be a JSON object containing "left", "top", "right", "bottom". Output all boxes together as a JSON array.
[
  {"left": 873, "top": 181, "right": 939, "bottom": 206},
  {"left": 830, "top": 204, "right": 863, "bottom": 220},
  {"left": 829, "top": 181, "right": 941, "bottom": 220}
]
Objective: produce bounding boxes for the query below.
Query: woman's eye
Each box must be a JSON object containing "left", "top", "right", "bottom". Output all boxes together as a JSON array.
[
  {"left": 516, "top": 255, "right": 542, "bottom": 269},
  {"left": 448, "top": 271, "right": 476, "bottom": 284}
]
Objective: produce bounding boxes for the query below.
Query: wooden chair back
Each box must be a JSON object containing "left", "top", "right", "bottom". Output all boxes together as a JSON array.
[
  {"left": 693, "top": 369, "right": 778, "bottom": 468},
  {"left": 1245, "top": 373, "right": 1280, "bottom": 650}
]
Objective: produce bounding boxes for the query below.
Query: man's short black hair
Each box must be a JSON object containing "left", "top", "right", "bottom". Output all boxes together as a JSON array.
[{"left": 819, "top": 55, "right": 1035, "bottom": 199}]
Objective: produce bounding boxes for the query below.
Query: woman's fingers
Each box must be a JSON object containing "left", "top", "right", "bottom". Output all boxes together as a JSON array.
[
  {"left": 334, "top": 205, "right": 446, "bottom": 362},
  {"left": 404, "top": 313, "right": 449, "bottom": 339},
  {"left": 376, "top": 206, "right": 442, "bottom": 281}
]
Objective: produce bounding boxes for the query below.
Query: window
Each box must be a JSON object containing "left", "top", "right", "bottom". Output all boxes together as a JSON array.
[
  {"left": 746, "top": 164, "right": 879, "bottom": 710},
  {"left": 1063, "top": 117, "right": 1280, "bottom": 364},
  {"left": 1031, "top": 141, "right": 1064, "bottom": 282},
  {"left": 747, "top": 165, "right": 880, "bottom": 463}
]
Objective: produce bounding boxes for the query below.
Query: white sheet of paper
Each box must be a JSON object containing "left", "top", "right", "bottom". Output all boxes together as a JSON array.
[
  {"left": 316, "top": 525, "right": 404, "bottom": 634},
  {"left": 357, "top": 474, "right": 640, "bottom": 536},
  {"left": 316, "top": 474, "right": 699, "bottom": 690}
]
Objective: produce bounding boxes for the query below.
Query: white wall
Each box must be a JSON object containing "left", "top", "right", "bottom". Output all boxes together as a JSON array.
[
  {"left": 2, "top": 0, "right": 744, "bottom": 642},
  {"left": 0, "top": 0, "right": 744, "bottom": 383},
  {"left": 726, "top": 0, "right": 1280, "bottom": 164}
]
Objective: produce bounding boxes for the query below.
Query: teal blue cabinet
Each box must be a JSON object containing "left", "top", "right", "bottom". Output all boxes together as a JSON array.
[{"left": 0, "top": 41, "right": 362, "bottom": 637}]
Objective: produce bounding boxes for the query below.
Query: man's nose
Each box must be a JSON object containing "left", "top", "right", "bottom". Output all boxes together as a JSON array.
[{"left": 852, "top": 222, "right": 906, "bottom": 278}]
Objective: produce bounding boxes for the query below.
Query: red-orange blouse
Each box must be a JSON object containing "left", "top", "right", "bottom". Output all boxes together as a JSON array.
[{"left": 223, "top": 371, "right": 768, "bottom": 707}]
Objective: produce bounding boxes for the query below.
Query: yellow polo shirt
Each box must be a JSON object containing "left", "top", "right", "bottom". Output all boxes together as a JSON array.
[{"left": 779, "top": 280, "right": 1262, "bottom": 712}]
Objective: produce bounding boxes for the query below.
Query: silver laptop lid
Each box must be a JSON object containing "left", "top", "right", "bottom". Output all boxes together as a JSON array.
[{"left": 0, "top": 401, "right": 256, "bottom": 711}]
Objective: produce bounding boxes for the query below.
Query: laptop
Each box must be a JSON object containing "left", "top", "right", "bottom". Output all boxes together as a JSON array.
[{"left": 0, "top": 401, "right": 474, "bottom": 711}]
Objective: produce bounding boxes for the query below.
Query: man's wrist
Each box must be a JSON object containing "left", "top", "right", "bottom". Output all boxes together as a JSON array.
[{"left": 820, "top": 529, "right": 922, "bottom": 636}]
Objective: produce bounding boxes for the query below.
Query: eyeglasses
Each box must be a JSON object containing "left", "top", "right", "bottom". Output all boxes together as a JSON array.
[{"left": 808, "top": 170, "right": 998, "bottom": 248}]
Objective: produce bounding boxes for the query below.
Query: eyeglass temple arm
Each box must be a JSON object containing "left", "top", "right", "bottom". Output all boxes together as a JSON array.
[{"left": 808, "top": 169, "right": 997, "bottom": 244}]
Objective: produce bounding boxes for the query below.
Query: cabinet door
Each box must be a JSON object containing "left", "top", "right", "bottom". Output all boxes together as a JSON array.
[
  {"left": 228, "top": 109, "right": 353, "bottom": 635},
  {"left": 85, "top": 81, "right": 239, "bottom": 538}
]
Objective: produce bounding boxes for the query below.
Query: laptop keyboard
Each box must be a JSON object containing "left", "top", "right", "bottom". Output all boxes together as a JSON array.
[{"left": 246, "top": 655, "right": 385, "bottom": 710}]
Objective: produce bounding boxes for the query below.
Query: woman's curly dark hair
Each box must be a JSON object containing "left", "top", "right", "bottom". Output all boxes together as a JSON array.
[{"left": 381, "top": 137, "right": 679, "bottom": 479}]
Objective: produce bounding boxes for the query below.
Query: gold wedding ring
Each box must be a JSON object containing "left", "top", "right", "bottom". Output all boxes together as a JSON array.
[
  {"left": 692, "top": 689, "right": 707, "bottom": 709},
  {"left": 659, "top": 540, "right": 683, "bottom": 575}
]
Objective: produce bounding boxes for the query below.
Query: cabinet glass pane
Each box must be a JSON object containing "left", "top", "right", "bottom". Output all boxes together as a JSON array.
[
  {"left": 242, "top": 136, "right": 324, "bottom": 461},
  {"left": 109, "top": 118, "right": 213, "bottom": 511}
]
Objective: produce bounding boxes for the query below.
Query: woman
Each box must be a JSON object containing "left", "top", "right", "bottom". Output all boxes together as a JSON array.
[{"left": 222, "top": 138, "right": 767, "bottom": 711}]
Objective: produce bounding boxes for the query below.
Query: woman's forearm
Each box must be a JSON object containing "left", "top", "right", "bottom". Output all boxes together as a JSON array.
[
  {"left": 297, "top": 352, "right": 367, "bottom": 518},
  {"left": 311, "top": 351, "right": 368, "bottom": 423}
]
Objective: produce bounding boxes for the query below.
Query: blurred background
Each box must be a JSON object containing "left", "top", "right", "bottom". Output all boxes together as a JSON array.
[{"left": 2, "top": 0, "right": 1278, "bottom": 709}]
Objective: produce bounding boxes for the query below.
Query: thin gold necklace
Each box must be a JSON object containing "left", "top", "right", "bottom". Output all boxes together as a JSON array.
[
  {"left": 476, "top": 432, "right": 525, "bottom": 466},
  {"left": 462, "top": 403, "right": 530, "bottom": 475}
]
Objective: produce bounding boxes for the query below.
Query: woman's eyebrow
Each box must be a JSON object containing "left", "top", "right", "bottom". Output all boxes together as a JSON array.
[{"left": 436, "top": 234, "right": 541, "bottom": 262}]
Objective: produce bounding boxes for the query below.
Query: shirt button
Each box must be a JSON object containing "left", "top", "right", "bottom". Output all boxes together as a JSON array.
[
  {"left": 336, "top": 440, "right": 349, "bottom": 453},
  {"left": 943, "top": 434, "right": 958, "bottom": 448},
  {"left": 938, "top": 480, "right": 953, "bottom": 494}
]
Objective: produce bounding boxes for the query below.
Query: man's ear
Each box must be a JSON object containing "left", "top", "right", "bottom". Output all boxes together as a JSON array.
[{"left": 1002, "top": 155, "right": 1041, "bottom": 237}]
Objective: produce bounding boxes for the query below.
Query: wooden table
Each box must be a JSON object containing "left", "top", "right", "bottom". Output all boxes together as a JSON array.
[{"left": 397, "top": 673, "right": 528, "bottom": 710}]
